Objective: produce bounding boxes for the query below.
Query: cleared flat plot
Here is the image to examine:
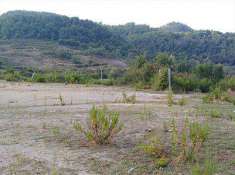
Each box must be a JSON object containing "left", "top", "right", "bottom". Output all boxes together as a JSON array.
[{"left": 0, "top": 81, "right": 234, "bottom": 174}]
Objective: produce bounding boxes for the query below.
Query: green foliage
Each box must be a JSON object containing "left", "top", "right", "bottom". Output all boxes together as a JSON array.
[
  {"left": 189, "top": 122, "right": 209, "bottom": 147},
  {"left": 140, "top": 118, "right": 210, "bottom": 169},
  {"left": 202, "top": 95, "right": 214, "bottom": 104},
  {"left": 139, "top": 137, "right": 170, "bottom": 168},
  {"left": 140, "top": 137, "right": 166, "bottom": 157},
  {"left": 73, "top": 106, "right": 123, "bottom": 145},
  {"left": 92, "top": 79, "right": 114, "bottom": 86},
  {"left": 0, "top": 11, "right": 128, "bottom": 58},
  {"left": 191, "top": 159, "right": 217, "bottom": 175},
  {"left": 3, "top": 70, "right": 23, "bottom": 81},
  {"left": 152, "top": 68, "right": 168, "bottom": 91},
  {"left": 209, "top": 109, "right": 221, "bottom": 118},
  {"left": 51, "top": 127, "right": 60, "bottom": 137},
  {"left": 1, "top": 11, "right": 235, "bottom": 64},
  {"left": 173, "top": 74, "right": 198, "bottom": 92},
  {"left": 198, "top": 78, "right": 213, "bottom": 93},
  {"left": 202, "top": 87, "right": 234, "bottom": 104},
  {"left": 32, "top": 73, "right": 46, "bottom": 82},
  {"left": 155, "top": 53, "right": 174, "bottom": 67},
  {"left": 155, "top": 157, "right": 170, "bottom": 168},
  {"left": 126, "top": 55, "right": 153, "bottom": 84},
  {"left": 218, "top": 77, "right": 235, "bottom": 91},
  {"left": 194, "top": 64, "right": 224, "bottom": 82},
  {"left": 64, "top": 71, "right": 80, "bottom": 84},
  {"left": 51, "top": 167, "right": 59, "bottom": 175},
  {"left": 171, "top": 118, "right": 178, "bottom": 155}
]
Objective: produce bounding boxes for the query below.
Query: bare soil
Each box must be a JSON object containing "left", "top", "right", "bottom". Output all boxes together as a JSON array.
[{"left": 0, "top": 81, "right": 234, "bottom": 175}]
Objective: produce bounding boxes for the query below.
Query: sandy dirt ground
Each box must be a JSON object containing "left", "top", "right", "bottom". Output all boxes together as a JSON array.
[{"left": 0, "top": 81, "right": 234, "bottom": 175}]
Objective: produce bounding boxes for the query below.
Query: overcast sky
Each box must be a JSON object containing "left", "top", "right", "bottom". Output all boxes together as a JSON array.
[{"left": 0, "top": 0, "right": 235, "bottom": 33}]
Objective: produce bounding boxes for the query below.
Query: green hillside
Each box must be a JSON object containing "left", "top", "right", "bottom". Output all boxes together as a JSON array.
[{"left": 0, "top": 10, "right": 235, "bottom": 66}]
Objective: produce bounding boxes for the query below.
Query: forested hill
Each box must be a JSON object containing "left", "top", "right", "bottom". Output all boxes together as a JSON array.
[
  {"left": 0, "top": 11, "right": 129, "bottom": 57},
  {"left": 0, "top": 10, "right": 235, "bottom": 65}
]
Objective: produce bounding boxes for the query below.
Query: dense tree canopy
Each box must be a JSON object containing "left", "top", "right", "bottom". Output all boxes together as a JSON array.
[
  {"left": 0, "top": 11, "right": 129, "bottom": 57},
  {"left": 0, "top": 11, "right": 235, "bottom": 65}
]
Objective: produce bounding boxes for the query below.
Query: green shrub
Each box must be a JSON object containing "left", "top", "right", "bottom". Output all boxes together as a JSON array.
[
  {"left": 155, "top": 157, "right": 170, "bottom": 168},
  {"left": 32, "top": 73, "right": 46, "bottom": 82},
  {"left": 209, "top": 109, "right": 221, "bottom": 118},
  {"left": 210, "top": 87, "right": 223, "bottom": 100},
  {"left": 45, "top": 72, "right": 64, "bottom": 83},
  {"left": 4, "top": 70, "right": 23, "bottom": 81},
  {"left": 173, "top": 74, "right": 198, "bottom": 92},
  {"left": 170, "top": 120, "right": 210, "bottom": 163},
  {"left": 228, "top": 112, "right": 235, "bottom": 121},
  {"left": 203, "top": 87, "right": 234, "bottom": 105},
  {"left": 198, "top": 78, "right": 212, "bottom": 93},
  {"left": 189, "top": 122, "right": 209, "bottom": 147},
  {"left": 202, "top": 95, "right": 214, "bottom": 104},
  {"left": 73, "top": 106, "right": 123, "bottom": 145},
  {"left": 218, "top": 77, "right": 235, "bottom": 91},
  {"left": 64, "top": 71, "right": 80, "bottom": 84},
  {"left": 139, "top": 137, "right": 166, "bottom": 157}
]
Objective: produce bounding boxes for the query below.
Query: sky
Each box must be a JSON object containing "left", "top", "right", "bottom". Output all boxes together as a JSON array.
[{"left": 0, "top": 0, "right": 235, "bottom": 33}]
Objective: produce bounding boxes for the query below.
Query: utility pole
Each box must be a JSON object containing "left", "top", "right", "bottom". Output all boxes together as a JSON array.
[
  {"left": 168, "top": 68, "right": 171, "bottom": 91},
  {"left": 31, "top": 72, "right": 35, "bottom": 80},
  {"left": 100, "top": 65, "right": 103, "bottom": 80}
]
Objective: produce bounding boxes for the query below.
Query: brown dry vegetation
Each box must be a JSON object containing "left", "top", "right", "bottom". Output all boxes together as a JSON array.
[{"left": 0, "top": 40, "right": 126, "bottom": 71}]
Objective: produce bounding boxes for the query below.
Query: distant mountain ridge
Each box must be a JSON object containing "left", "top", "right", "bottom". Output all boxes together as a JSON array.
[
  {"left": 0, "top": 10, "right": 235, "bottom": 65},
  {"left": 159, "top": 22, "right": 193, "bottom": 33}
]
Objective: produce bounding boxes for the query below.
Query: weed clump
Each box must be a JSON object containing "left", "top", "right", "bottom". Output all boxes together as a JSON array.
[
  {"left": 58, "top": 94, "right": 65, "bottom": 106},
  {"left": 167, "top": 90, "right": 174, "bottom": 106},
  {"left": 73, "top": 106, "right": 123, "bottom": 145},
  {"left": 209, "top": 109, "right": 221, "bottom": 118},
  {"left": 122, "top": 92, "right": 136, "bottom": 104},
  {"left": 203, "top": 87, "right": 234, "bottom": 105},
  {"left": 191, "top": 159, "right": 216, "bottom": 175},
  {"left": 140, "top": 118, "right": 210, "bottom": 169},
  {"left": 177, "top": 97, "right": 187, "bottom": 106}
]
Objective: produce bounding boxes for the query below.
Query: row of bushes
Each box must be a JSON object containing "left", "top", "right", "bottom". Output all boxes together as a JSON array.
[
  {"left": 0, "top": 69, "right": 112, "bottom": 85},
  {"left": 111, "top": 54, "right": 234, "bottom": 93},
  {"left": 1, "top": 68, "right": 235, "bottom": 94}
]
